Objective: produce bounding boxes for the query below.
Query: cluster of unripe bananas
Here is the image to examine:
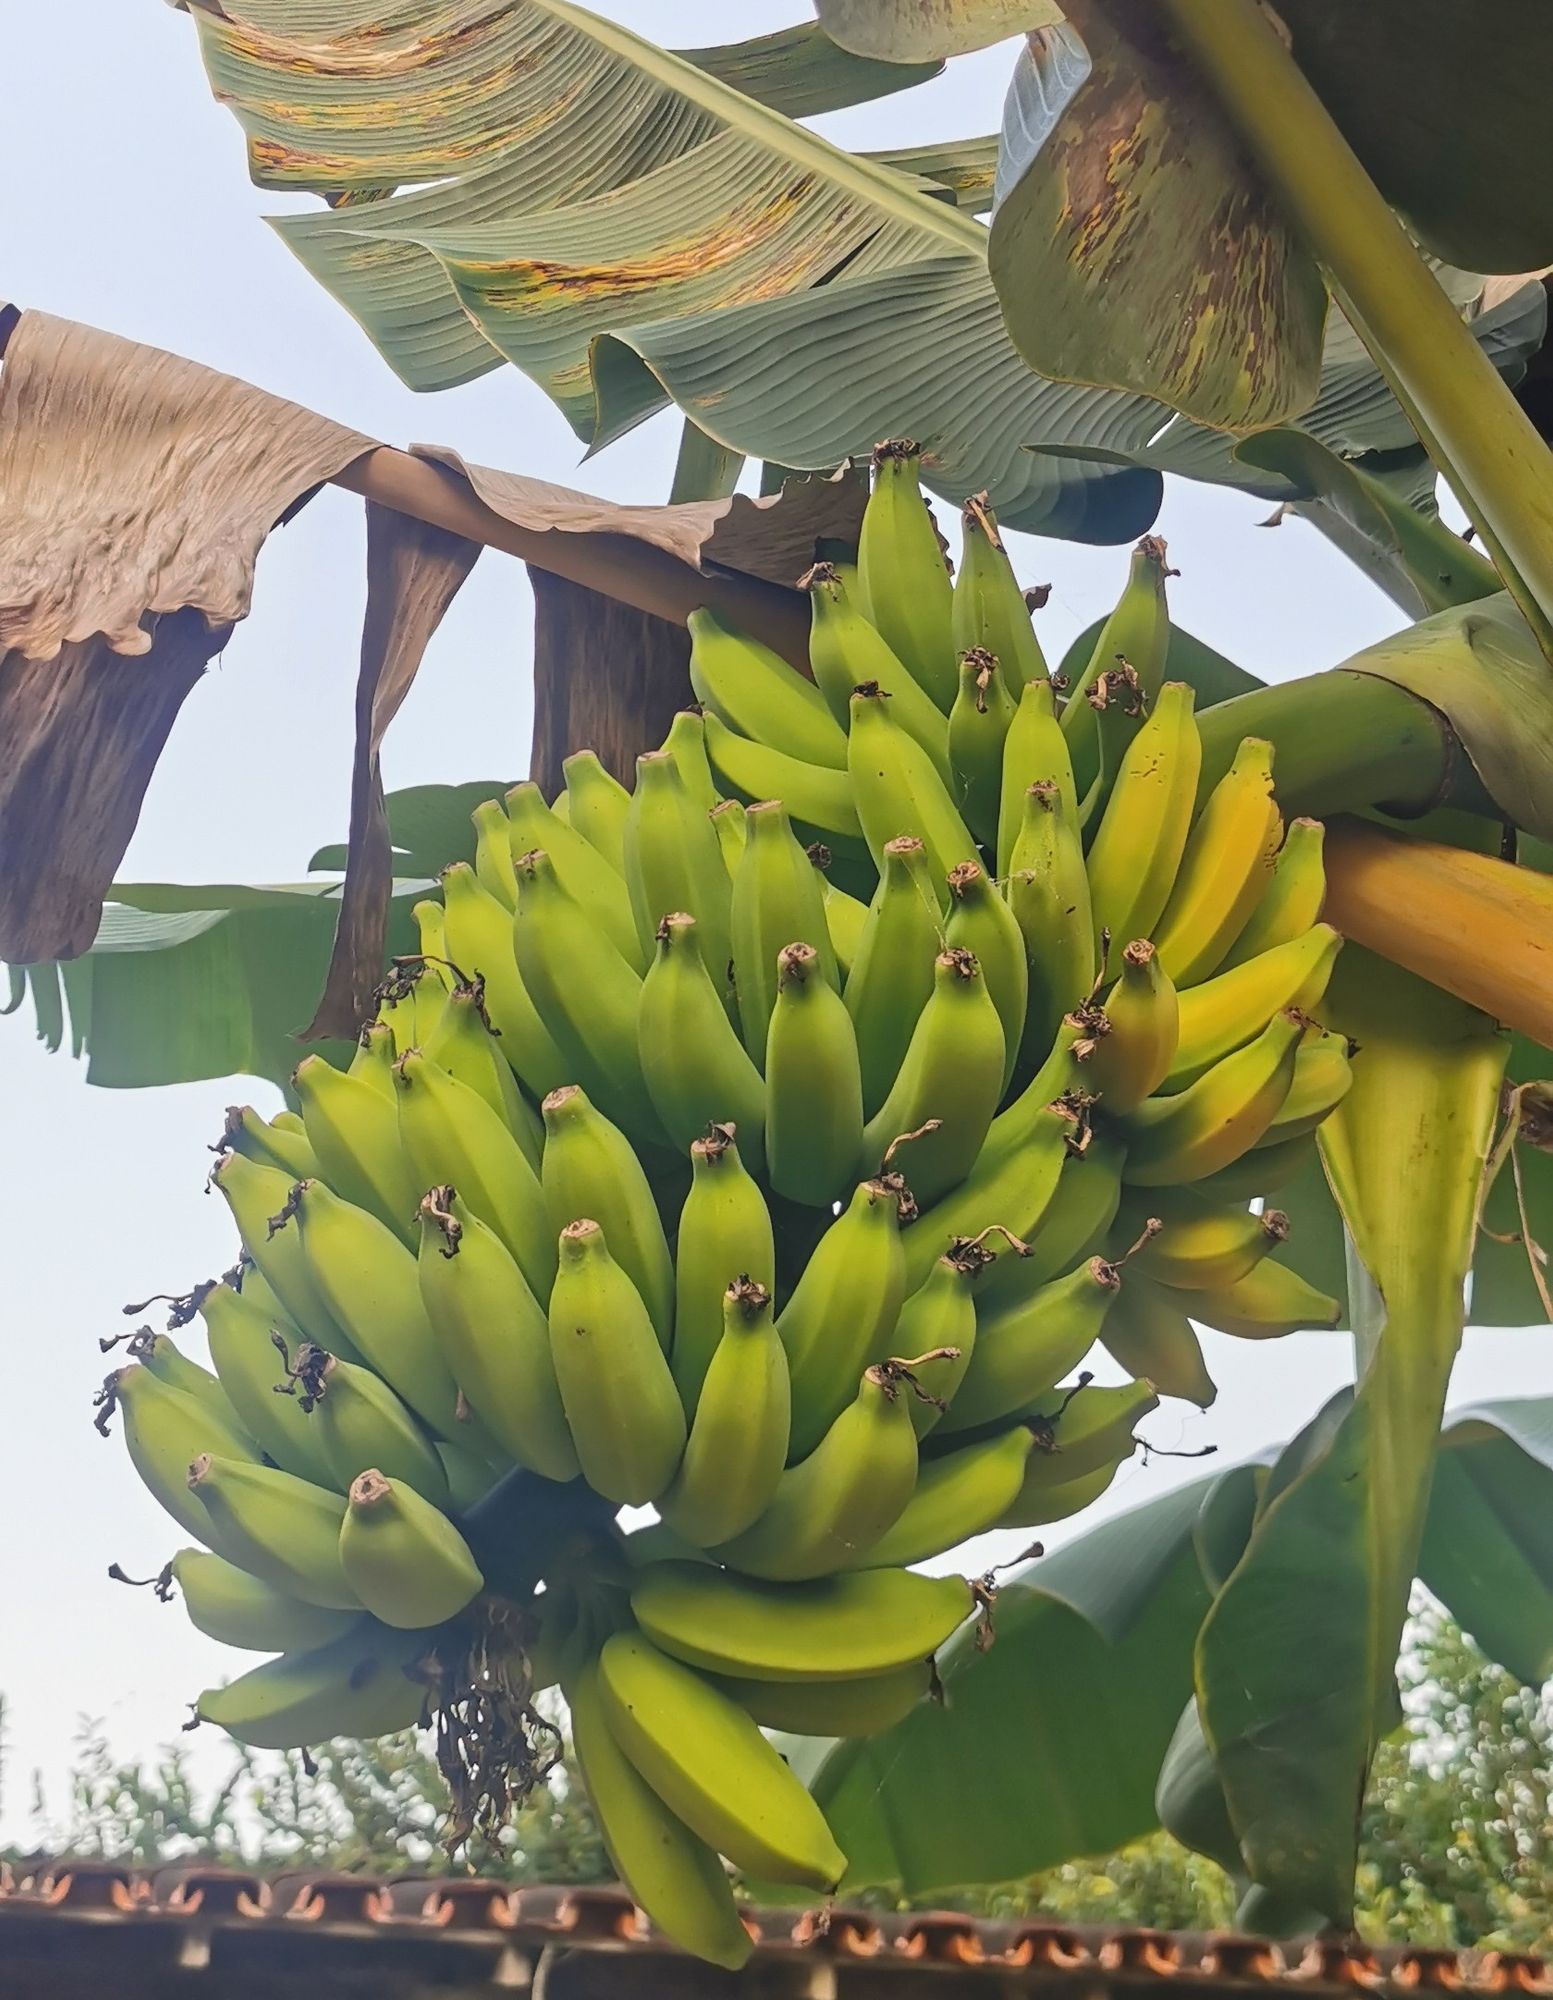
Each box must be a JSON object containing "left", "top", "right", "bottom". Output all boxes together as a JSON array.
[{"left": 100, "top": 443, "right": 1350, "bottom": 1967}]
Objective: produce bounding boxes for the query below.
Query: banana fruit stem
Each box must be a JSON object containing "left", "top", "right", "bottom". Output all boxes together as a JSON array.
[{"left": 1161, "top": 0, "right": 1553, "bottom": 660}]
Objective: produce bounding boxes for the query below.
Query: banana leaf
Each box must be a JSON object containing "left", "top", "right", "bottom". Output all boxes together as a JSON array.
[
  {"left": 815, "top": 1, "right": 1062, "bottom": 61},
  {"left": 810, "top": 1393, "right": 1553, "bottom": 1896}
]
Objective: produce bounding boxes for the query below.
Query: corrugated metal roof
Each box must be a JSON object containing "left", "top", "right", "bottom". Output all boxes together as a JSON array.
[{"left": 1, "top": 1860, "right": 1547, "bottom": 1997}]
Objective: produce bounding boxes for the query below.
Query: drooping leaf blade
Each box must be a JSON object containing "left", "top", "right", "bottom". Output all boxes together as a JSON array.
[{"left": 815, "top": 0, "right": 1062, "bottom": 61}]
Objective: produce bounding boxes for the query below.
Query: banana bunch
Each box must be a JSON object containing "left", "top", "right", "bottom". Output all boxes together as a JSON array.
[{"left": 103, "top": 441, "right": 1351, "bottom": 1967}]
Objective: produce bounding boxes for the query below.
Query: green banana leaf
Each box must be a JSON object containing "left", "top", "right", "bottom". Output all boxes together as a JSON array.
[
  {"left": 1194, "top": 954, "right": 1508, "bottom": 1921},
  {"left": 306, "top": 780, "right": 515, "bottom": 879},
  {"left": 815, "top": 1, "right": 1062, "bottom": 61},
  {"left": 810, "top": 1393, "right": 1553, "bottom": 1897}
]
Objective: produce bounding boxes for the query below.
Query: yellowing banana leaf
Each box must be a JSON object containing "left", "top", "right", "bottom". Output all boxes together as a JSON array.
[
  {"left": 815, "top": 1, "right": 1062, "bottom": 62},
  {"left": 988, "top": 7, "right": 1328, "bottom": 434},
  {"left": 1194, "top": 953, "right": 1507, "bottom": 1921}
]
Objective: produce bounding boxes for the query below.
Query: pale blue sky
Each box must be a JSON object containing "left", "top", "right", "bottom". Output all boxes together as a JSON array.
[{"left": 4, "top": 1, "right": 1547, "bottom": 1840}]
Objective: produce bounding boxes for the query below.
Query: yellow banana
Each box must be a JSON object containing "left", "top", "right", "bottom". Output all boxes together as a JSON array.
[
  {"left": 712, "top": 1359, "right": 921, "bottom": 1581},
  {"left": 195, "top": 1619, "right": 427, "bottom": 1749},
  {"left": 187, "top": 1453, "right": 358, "bottom": 1609},
  {"left": 1005, "top": 777, "right": 1096, "bottom": 1061},
  {"left": 97, "top": 1361, "right": 262, "bottom": 1543},
  {"left": 1099, "top": 1275, "right": 1218, "bottom": 1408},
  {"left": 598, "top": 1630, "right": 847, "bottom": 1891},
  {"left": 1062, "top": 535, "right": 1174, "bottom": 796},
  {"left": 688, "top": 604, "right": 848, "bottom": 770},
  {"left": 547, "top": 1218, "right": 686, "bottom": 1506},
  {"left": 856, "top": 439, "right": 956, "bottom": 709},
  {"left": 542, "top": 1085, "right": 675, "bottom": 1349},
  {"left": 630, "top": 1560, "right": 975, "bottom": 1682},
  {"left": 660, "top": 1278, "right": 791, "bottom": 1548},
  {"left": 850, "top": 1425, "right": 1038, "bottom": 1568},
  {"left": 1165, "top": 1257, "right": 1342, "bottom": 1338},
  {"left": 951, "top": 492, "right": 1048, "bottom": 694},
  {"left": 1153, "top": 737, "right": 1281, "bottom": 984},
  {"left": 1121, "top": 1007, "right": 1304, "bottom": 1186},
  {"left": 199, "top": 1278, "right": 338, "bottom": 1486},
  {"left": 294, "top": 1052, "right": 420, "bottom": 1244},
  {"left": 1253, "top": 1027, "right": 1355, "bottom": 1147},
  {"left": 859, "top": 948, "right": 1005, "bottom": 1204},
  {"left": 287, "top": 1342, "right": 452, "bottom": 1505},
  {"left": 560, "top": 750, "right": 631, "bottom": 873},
  {"left": 418, "top": 1188, "right": 579, "bottom": 1483},
  {"left": 844, "top": 834, "right": 942, "bottom": 1118},
  {"left": 160, "top": 1548, "right": 358, "bottom": 1653},
  {"left": 730, "top": 798, "right": 838, "bottom": 1060},
  {"left": 1123, "top": 1189, "right": 1291, "bottom": 1291},
  {"left": 338, "top": 1469, "right": 483, "bottom": 1629},
  {"left": 997, "top": 675, "right": 1075, "bottom": 878},
  {"left": 439, "top": 863, "right": 569, "bottom": 1102},
  {"left": 505, "top": 777, "right": 642, "bottom": 970},
  {"left": 703, "top": 711, "right": 866, "bottom": 849},
  {"left": 1167, "top": 923, "right": 1343, "bottom": 1088},
  {"left": 938, "top": 1257, "right": 1121, "bottom": 1436},
  {"left": 640, "top": 912, "right": 767, "bottom": 1166},
  {"left": 807, "top": 564, "right": 953, "bottom": 779},
  {"left": 472, "top": 797, "right": 520, "bottom": 910},
  {"left": 766, "top": 942, "right": 865, "bottom": 1208},
  {"left": 622, "top": 749, "right": 733, "bottom": 982},
  {"left": 947, "top": 647, "right": 1016, "bottom": 847},
  {"left": 394, "top": 1047, "right": 555, "bottom": 1301},
  {"left": 567, "top": 1657, "right": 752, "bottom": 1971},
  {"left": 718, "top": 1663, "right": 930, "bottom": 1738},
  {"left": 848, "top": 682, "right": 977, "bottom": 889},
  {"left": 1084, "top": 681, "right": 1202, "bottom": 978},
  {"left": 778, "top": 1177, "right": 906, "bottom": 1460},
  {"left": 1223, "top": 815, "right": 1327, "bottom": 968},
  {"left": 1084, "top": 940, "right": 1178, "bottom": 1112},
  {"left": 672, "top": 1127, "right": 777, "bottom": 1414}
]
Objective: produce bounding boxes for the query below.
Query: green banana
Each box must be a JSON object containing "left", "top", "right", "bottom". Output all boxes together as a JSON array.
[
  {"left": 630, "top": 1560, "right": 975, "bottom": 1682},
  {"left": 997, "top": 675, "right": 1075, "bottom": 878},
  {"left": 997, "top": 1454, "right": 1129, "bottom": 1530},
  {"left": 848, "top": 683, "right": 977, "bottom": 888},
  {"left": 889, "top": 1245, "right": 980, "bottom": 1436},
  {"left": 209, "top": 1152, "right": 357, "bottom": 1364},
  {"left": 567, "top": 1657, "right": 753, "bottom": 1970},
  {"left": 709, "top": 798, "right": 747, "bottom": 872},
  {"left": 199, "top": 1279, "right": 338, "bottom": 1486},
  {"left": 1153, "top": 737, "right": 1280, "bottom": 984},
  {"left": 996, "top": 1380, "right": 1157, "bottom": 1522},
  {"left": 472, "top": 797, "right": 520, "bottom": 909},
  {"left": 1099, "top": 1274, "right": 1218, "bottom": 1408},
  {"left": 689, "top": 604, "right": 847, "bottom": 770},
  {"left": 1124, "top": 1189, "right": 1291, "bottom": 1291},
  {"left": 338, "top": 1468, "right": 483, "bottom": 1629},
  {"left": 947, "top": 647, "right": 1016, "bottom": 846},
  {"left": 187, "top": 1452, "right": 358, "bottom": 1609},
  {"left": 547, "top": 1218, "right": 686, "bottom": 1506},
  {"left": 394, "top": 1046, "right": 556, "bottom": 1300},
  {"left": 1223, "top": 815, "right": 1327, "bottom": 967},
  {"left": 778, "top": 1178, "right": 906, "bottom": 1459},
  {"left": 730, "top": 798, "right": 837, "bottom": 1059},
  {"left": 560, "top": 751, "right": 632, "bottom": 874},
  {"left": 671, "top": 1127, "right": 777, "bottom": 1414},
  {"left": 850, "top": 1424, "right": 1038, "bottom": 1568},
  {"left": 1062, "top": 535, "right": 1174, "bottom": 796},
  {"left": 348, "top": 1019, "right": 401, "bottom": 1102},
  {"left": 662, "top": 707, "right": 719, "bottom": 814},
  {"left": 438, "top": 1442, "right": 501, "bottom": 1512},
  {"left": 420, "top": 980, "right": 544, "bottom": 1171},
  {"left": 945, "top": 860, "right": 1028, "bottom": 1094},
  {"left": 294, "top": 1053, "right": 419, "bottom": 1243},
  {"left": 1084, "top": 939, "right": 1179, "bottom": 1112},
  {"left": 1165, "top": 1256, "right": 1342, "bottom": 1337},
  {"left": 439, "top": 863, "right": 568, "bottom": 1101},
  {"left": 660, "top": 1278, "right": 790, "bottom": 1547},
  {"left": 812, "top": 847, "right": 869, "bottom": 974},
  {"left": 1121, "top": 1008, "right": 1304, "bottom": 1186},
  {"left": 844, "top": 834, "right": 942, "bottom": 1118},
  {"left": 1005, "top": 776, "right": 1096, "bottom": 1061},
  {"left": 857, "top": 439, "right": 956, "bottom": 709},
  {"left": 622, "top": 750, "right": 733, "bottom": 983},
  {"left": 505, "top": 778, "right": 642, "bottom": 970},
  {"left": 1006, "top": 1123, "right": 1125, "bottom": 1290},
  {"left": 718, "top": 1662, "right": 931, "bottom": 1738},
  {"left": 163, "top": 1548, "right": 358, "bottom": 1653},
  {"left": 765, "top": 942, "right": 864, "bottom": 1208},
  {"left": 289, "top": 1342, "right": 452, "bottom": 1505},
  {"left": 1084, "top": 682, "right": 1202, "bottom": 978},
  {"left": 807, "top": 564, "right": 953, "bottom": 778},
  {"left": 542, "top": 1084, "right": 675, "bottom": 1349},
  {"left": 217, "top": 1104, "right": 319, "bottom": 1183},
  {"left": 596, "top": 1630, "right": 846, "bottom": 1890},
  {"left": 1167, "top": 924, "right": 1343, "bottom": 1088},
  {"left": 289, "top": 1178, "right": 466, "bottom": 1438},
  {"left": 713, "top": 1360, "right": 922, "bottom": 1581},
  {"left": 640, "top": 912, "right": 768, "bottom": 1166},
  {"left": 1193, "top": 1131, "right": 1318, "bottom": 1203},
  {"left": 98, "top": 1362, "right": 262, "bottom": 1543},
  {"left": 406, "top": 902, "right": 454, "bottom": 1050},
  {"left": 195, "top": 1619, "right": 427, "bottom": 1749},
  {"left": 939, "top": 1257, "right": 1122, "bottom": 1435},
  {"left": 512, "top": 848, "right": 662, "bottom": 1147},
  {"left": 703, "top": 712, "right": 866, "bottom": 848},
  {"left": 859, "top": 948, "right": 1005, "bottom": 1204},
  {"left": 951, "top": 492, "right": 1048, "bottom": 694},
  {"left": 417, "top": 1188, "right": 579, "bottom": 1483},
  {"left": 115, "top": 1326, "right": 236, "bottom": 1427}
]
